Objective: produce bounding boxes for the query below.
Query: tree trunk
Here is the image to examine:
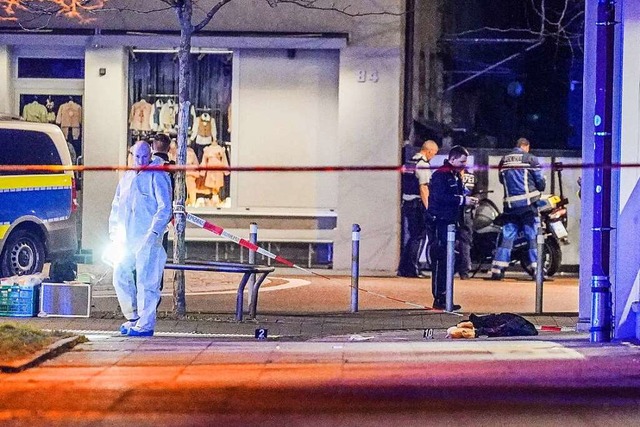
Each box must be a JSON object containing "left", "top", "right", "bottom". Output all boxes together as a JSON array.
[{"left": 172, "top": 0, "right": 193, "bottom": 317}]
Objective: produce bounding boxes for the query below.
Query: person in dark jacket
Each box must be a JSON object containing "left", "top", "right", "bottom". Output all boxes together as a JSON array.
[
  {"left": 490, "top": 138, "right": 546, "bottom": 280},
  {"left": 398, "top": 140, "right": 438, "bottom": 277},
  {"left": 426, "top": 146, "right": 478, "bottom": 310},
  {"left": 151, "top": 133, "right": 176, "bottom": 303}
]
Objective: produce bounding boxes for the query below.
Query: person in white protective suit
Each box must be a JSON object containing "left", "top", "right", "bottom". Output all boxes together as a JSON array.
[{"left": 108, "top": 140, "right": 172, "bottom": 337}]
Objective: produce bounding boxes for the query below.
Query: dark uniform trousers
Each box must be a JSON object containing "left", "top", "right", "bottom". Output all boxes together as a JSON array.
[
  {"left": 455, "top": 210, "right": 473, "bottom": 277},
  {"left": 398, "top": 199, "right": 426, "bottom": 276},
  {"left": 427, "top": 217, "right": 456, "bottom": 306}
]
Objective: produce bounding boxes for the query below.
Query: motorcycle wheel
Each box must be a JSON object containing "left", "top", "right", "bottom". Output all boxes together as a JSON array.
[{"left": 520, "top": 238, "right": 562, "bottom": 277}]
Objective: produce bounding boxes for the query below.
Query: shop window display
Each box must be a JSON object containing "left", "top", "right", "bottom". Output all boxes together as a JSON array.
[
  {"left": 128, "top": 51, "right": 232, "bottom": 208},
  {"left": 19, "top": 94, "right": 83, "bottom": 163}
]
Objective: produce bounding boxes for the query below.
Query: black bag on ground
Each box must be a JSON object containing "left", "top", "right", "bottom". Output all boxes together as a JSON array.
[
  {"left": 48, "top": 258, "right": 78, "bottom": 282},
  {"left": 468, "top": 313, "right": 538, "bottom": 337}
]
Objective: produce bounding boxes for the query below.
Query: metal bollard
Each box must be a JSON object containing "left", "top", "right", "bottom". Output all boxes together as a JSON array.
[
  {"left": 445, "top": 223, "right": 456, "bottom": 312},
  {"left": 248, "top": 222, "right": 258, "bottom": 318},
  {"left": 351, "top": 224, "right": 360, "bottom": 313},
  {"left": 535, "top": 225, "right": 545, "bottom": 313}
]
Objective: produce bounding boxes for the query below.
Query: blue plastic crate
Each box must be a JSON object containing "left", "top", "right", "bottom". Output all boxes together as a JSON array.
[{"left": 0, "top": 284, "right": 39, "bottom": 317}]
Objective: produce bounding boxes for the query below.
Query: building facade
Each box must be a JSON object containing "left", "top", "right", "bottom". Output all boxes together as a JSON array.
[{"left": 0, "top": 0, "right": 405, "bottom": 274}]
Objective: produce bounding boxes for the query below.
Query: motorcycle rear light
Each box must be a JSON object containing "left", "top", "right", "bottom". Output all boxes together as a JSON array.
[{"left": 549, "top": 208, "right": 567, "bottom": 220}]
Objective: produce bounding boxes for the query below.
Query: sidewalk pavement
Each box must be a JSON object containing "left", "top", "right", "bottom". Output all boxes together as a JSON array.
[{"left": 9, "top": 306, "right": 580, "bottom": 342}]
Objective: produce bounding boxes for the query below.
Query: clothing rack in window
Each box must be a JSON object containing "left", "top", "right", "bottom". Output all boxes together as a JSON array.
[{"left": 149, "top": 94, "right": 178, "bottom": 98}]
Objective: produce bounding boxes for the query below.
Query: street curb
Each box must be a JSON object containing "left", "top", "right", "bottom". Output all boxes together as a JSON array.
[{"left": 0, "top": 335, "right": 87, "bottom": 373}]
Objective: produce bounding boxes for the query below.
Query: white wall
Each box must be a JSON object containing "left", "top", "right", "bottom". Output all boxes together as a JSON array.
[
  {"left": 611, "top": 0, "right": 640, "bottom": 339},
  {"left": 235, "top": 49, "right": 339, "bottom": 210},
  {"left": 0, "top": 46, "right": 10, "bottom": 113},
  {"left": 81, "top": 47, "right": 129, "bottom": 254},
  {"left": 336, "top": 47, "right": 402, "bottom": 272}
]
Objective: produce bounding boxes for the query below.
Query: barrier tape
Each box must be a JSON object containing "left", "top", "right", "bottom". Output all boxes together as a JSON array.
[
  {"left": 185, "top": 212, "right": 462, "bottom": 315},
  {"left": 347, "top": 287, "right": 464, "bottom": 316},
  {"left": 0, "top": 161, "right": 634, "bottom": 173},
  {"left": 536, "top": 325, "right": 575, "bottom": 332},
  {"left": 185, "top": 212, "right": 330, "bottom": 279}
]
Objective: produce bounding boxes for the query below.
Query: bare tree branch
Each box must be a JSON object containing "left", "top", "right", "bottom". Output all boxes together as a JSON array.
[
  {"left": 265, "top": 0, "right": 402, "bottom": 17},
  {"left": 193, "top": 0, "right": 234, "bottom": 32}
]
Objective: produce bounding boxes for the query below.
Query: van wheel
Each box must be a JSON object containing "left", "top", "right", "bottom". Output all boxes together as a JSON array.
[{"left": 0, "top": 229, "right": 45, "bottom": 277}]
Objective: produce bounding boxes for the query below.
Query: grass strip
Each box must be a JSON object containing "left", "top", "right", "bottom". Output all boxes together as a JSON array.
[{"left": 0, "top": 322, "right": 72, "bottom": 363}]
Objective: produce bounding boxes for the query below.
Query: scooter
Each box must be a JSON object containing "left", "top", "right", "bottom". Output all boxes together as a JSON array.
[{"left": 470, "top": 163, "right": 570, "bottom": 277}]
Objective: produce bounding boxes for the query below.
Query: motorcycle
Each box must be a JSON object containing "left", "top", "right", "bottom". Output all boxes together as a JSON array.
[{"left": 469, "top": 163, "right": 570, "bottom": 277}]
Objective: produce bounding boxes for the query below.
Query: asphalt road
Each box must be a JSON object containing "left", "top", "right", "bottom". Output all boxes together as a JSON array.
[{"left": 86, "top": 267, "right": 579, "bottom": 315}]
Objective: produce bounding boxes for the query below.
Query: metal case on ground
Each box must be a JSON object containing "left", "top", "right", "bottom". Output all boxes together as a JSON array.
[{"left": 38, "top": 282, "right": 91, "bottom": 318}]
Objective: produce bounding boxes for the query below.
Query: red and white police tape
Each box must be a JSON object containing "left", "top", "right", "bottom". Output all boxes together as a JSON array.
[
  {"left": 185, "top": 212, "right": 461, "bottom": 314},
  {"left": 185, "top": 212, "right": 330, "bottom": 279},
  {"left": 536, "top": 325, "right": 575, "bottom": 332}
]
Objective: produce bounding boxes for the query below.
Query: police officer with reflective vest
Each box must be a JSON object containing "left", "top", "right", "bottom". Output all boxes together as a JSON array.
[
  {"left": 490, "top": 138, "right": 546, "bottom": 280},
  {"left": 398, "top": 140, "right": 438, "bottom": 277}
]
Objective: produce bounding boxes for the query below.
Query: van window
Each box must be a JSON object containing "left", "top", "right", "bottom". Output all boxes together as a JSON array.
[{"left": 0, "top": 129, "right": 63, "bottom": 175}]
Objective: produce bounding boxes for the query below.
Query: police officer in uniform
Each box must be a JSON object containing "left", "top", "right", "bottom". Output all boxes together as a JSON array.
[
  {"left": 490, "top": 138, "right": 546, "bottom": 280},
  {"left": 426, "top": 146, "right": 477, "bottom": 310},
  {"left": 398, "top": 140, "right": 438, "bottom": 277}
]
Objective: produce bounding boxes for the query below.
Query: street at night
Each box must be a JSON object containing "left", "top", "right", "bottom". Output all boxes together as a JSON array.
[{"left": 1, "top": 335, "right": 640, "bottom": 426}]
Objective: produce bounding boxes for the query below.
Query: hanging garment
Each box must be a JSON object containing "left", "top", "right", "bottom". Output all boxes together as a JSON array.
[
  {"left": 189, "top": 105, "right": 197, "bottom": 130},
  {"left": 129, "top": 99, "right": 153, "bottom": 131},
  {"left": 186, "top": 147, "right": 200, "bottom": 206},
  {"left": 45, "top": 98, "right": 56, "bottom": 123},
  {"left": 200, "top": 144, "right": 229, "bottom": 191},
  {"left": 191, "top": 112, "right": 217, "bottom": 142},
  {"left": 22, "top": 101, "right": 48, "bottom": 123},
  {"left": 159, "top": 99, "right": 176, "bottom": 131},
  {"left": 56, "top": 100, "right": 83, "bottom": 140},
  {"left": 150, "top": 100, "right": 164, "bottom": 131}
]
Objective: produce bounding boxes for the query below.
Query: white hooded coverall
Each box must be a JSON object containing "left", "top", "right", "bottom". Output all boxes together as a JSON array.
[{"left": 108, "top": 156, "right": 172, "bottom": 332}]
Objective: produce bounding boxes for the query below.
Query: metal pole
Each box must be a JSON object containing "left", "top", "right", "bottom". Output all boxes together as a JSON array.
[
  {"left": 248, "top": 222, "right": 258, "bottom": 319},
  {"left": 351, "top": 224, "right": 360, "bottom": 313},
  {"left": 445, "top": 223, "right": 456, "bottom": 312},
  {"left": 591, "top": 0, "right": 616, "bottom": 343},
  {"left": 535, "top": 223, "right": 545, "bottom": 314}
]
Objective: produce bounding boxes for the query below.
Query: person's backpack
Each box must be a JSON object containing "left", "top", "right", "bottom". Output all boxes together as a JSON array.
[{"left": 468, "top": 313, "right": 538, "bottom": 337}]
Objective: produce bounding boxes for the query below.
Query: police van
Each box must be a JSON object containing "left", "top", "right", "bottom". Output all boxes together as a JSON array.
[{"left": 0, "top": 116, "right": 78, "bottom": 277}]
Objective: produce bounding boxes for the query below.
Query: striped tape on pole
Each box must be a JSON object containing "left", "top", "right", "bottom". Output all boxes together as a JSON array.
[{"left": 185, "top": 212, "right": 330, "bottom": 279}]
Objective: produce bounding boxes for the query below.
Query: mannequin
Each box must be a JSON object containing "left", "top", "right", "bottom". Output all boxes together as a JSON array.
[
  {"left": 185, "top": 146, "right": 200, "bottom": 206},
  {"left": 200, "top": 143, "right": 229, "bottom": 202},
  {"left": 191, "top": 111, "right": 217, "bottom": 162}
]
